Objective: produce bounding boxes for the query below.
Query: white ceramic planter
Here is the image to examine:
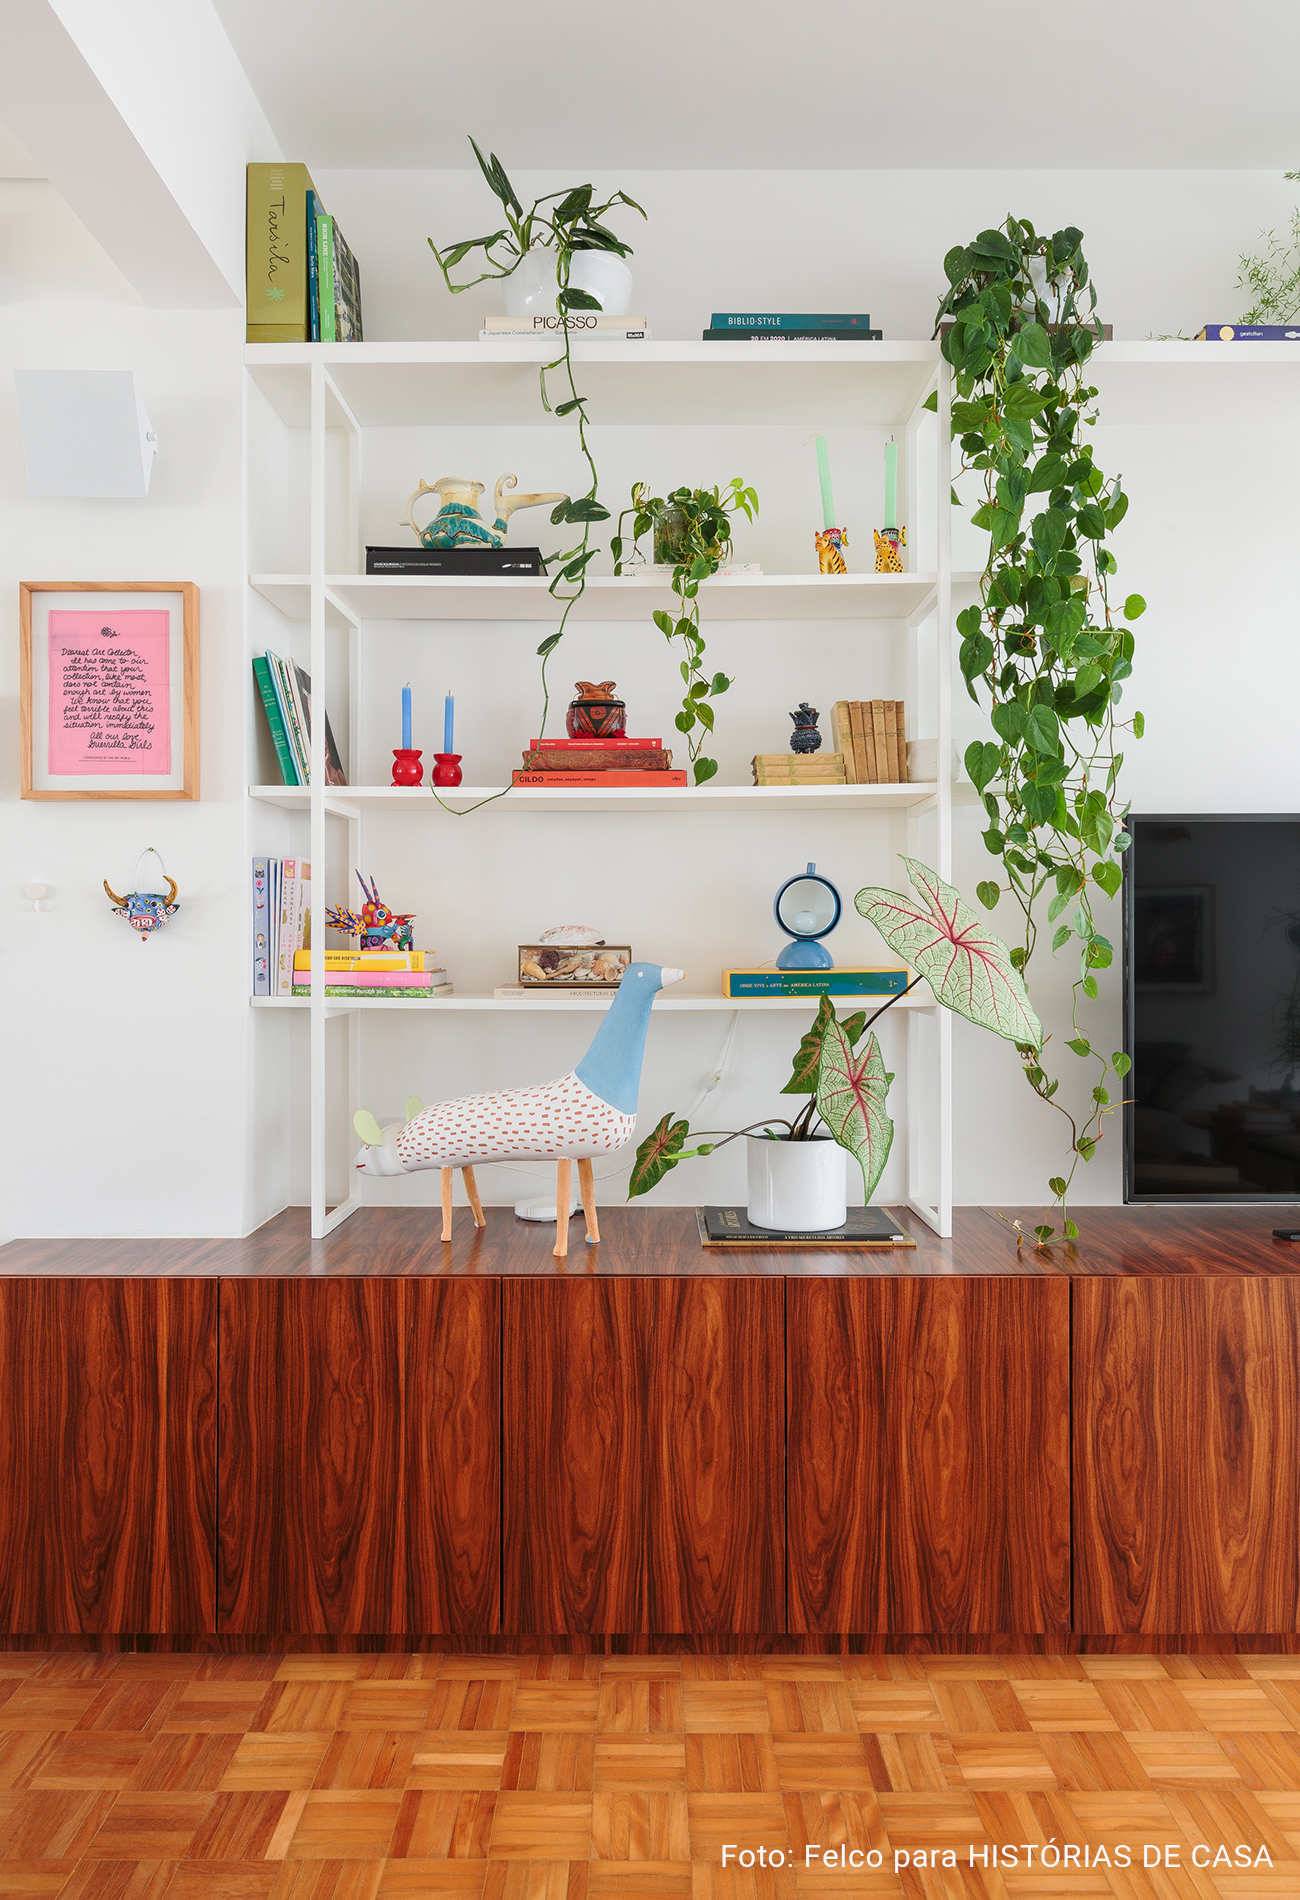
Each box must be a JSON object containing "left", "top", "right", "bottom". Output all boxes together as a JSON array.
[
  {"left": 504, "top": 247, "right": 633, "bottom": 319},
  {"left": 746, "top": 1135, "right": 847, "bottom": 1231}
]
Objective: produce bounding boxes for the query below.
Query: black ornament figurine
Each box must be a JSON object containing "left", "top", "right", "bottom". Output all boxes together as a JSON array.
[{"left": 789, "top": 702, "right": 822, "bottom": 754}]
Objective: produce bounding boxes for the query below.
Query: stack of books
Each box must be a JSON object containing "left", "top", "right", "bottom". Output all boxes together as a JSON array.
[
  {"left": 252, "top": 857, "right": 311, "bottom": 997},
  {"left": 252, "top": 651, "right": 346, "bottom": 787},
  {"left": 751, "top": 754, "right": 847, "bottom": 787},
  {"left": 480, "top": 315, "right": 649, "bottom": 341},
  {"left": 702, "top": 312, "right": 882, "bottom": 342},
  {"left": 514, "top": 736, "right": 686, "bottom": 788},
  {"left": 833, "top": 700, "right": 908, "bottom": 783},
  {"left": 291, "top": 951, "right": 452, "bottom": 1000},
  {"left": 246, "top": 164, "right": 364, "bottom": 345}
]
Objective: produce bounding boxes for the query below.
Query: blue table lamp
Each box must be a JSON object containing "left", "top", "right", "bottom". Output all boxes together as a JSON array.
[{"left": 774, "top": 862, "right": 842, "bottom": 970}]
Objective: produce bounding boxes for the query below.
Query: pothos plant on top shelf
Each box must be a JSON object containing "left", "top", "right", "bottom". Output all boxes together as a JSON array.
[
  {"left": 928, "top": 216, "right": 1146, "bottom": 1243},
  {"left": 611, "top": 480, "right": 759, "bottom": 784},
  {"left": 629, "top": 859, "right": 1042, "bottom": 1204},
  {"left": 430, "top": 139, "right": 646, "bottom": 734}
]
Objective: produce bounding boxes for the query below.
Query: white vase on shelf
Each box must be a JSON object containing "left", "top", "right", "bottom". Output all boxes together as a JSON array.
[
  {"left": 504, "top": 247, "right": 634, "bottom": 320},
  {"left": 746, "top": 1134, "right": 847, "bottom": 1232}
]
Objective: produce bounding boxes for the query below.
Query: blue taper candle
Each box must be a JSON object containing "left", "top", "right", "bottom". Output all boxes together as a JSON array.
[
  {"left": 444, "top": 692, "right": 454, "bottom": 754},
  {"left": 401, "top": 684, "right": 412, "bottom": 749}
]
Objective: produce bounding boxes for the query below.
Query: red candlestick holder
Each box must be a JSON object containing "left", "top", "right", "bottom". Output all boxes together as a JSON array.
[
  {"left": 432, "top": 752, "right": 463, "bottom": 787},
  {"left": 391, "top": 748, "right": 423, "bottom": 786}
]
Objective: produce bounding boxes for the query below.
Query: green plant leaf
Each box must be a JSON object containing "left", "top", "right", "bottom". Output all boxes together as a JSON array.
[
  {"left": 1123, "top": 593, "right": 1147, "bottom": 619},
  {"left": 815, "top": 1022, "right": 894, "bottom": 1203},
  {"left": 854, "top": 857, "right": 1042, "bottom": 1048},
  {"left": 559, "top": 287, "right": 602, "bottom": 310},
  {"left": 1092, "top": 860, "right": 1123, "bottom": 898},
  {"left": 781, "top": 994, "right": 836, "bottom": 1094},
  {"left": 976, "top": 880, "right": 1000, "bottom": 911},
  {"left": 693, "top": 755, "right": 719, "bottom": 784},
  {"left": 964, "top": 742, "right": 1002, "bottom": 791},
  {"left": 536, "top": 632, "right": 563, "bottom": 656},
  {"left": 1112, "top": 1051, "right": 1132, "bottom": 1076},
  {"left": 1013, "top": 320, "right": 1053, "bottom": 368},
  {"left": 1066, "top": 1037, "right": 1091, "bottom": 1056},
  {"left": 627, "top": 1114, "right": 691, "bottom": 1198}
]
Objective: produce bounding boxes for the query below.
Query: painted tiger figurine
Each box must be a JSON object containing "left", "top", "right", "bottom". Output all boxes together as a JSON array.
[{"left": 815, "top": 527, "right": 848, "bottom": 574}]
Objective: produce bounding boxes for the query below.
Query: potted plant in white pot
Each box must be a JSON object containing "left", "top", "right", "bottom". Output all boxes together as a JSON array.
[{"left": 628, "top": 859, "right": 1043, "bottom": 1226}]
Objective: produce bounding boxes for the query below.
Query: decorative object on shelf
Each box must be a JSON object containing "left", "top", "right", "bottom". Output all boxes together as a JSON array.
[
  {"left": 752, "top": 754, "right": 846, "bottom": 787},
  {"left": 431, "top": 140, "right": 646, "bottom": 738},
  {"left": 444, "top": 691, "right": 454, "bottom": 752},
  {"left": 833, "top": 700, "right": 907, "bottom": 783},
  {"left": 789, "top": 703, "right": 822, "bottom": 754},
  {"left": 775, "top": 862, "right": 841, "bottom": 971},
  {"left": 538, "top": 924, "right": 603, "bottom": 945},
  {"left": 104, "top": 848, "right": 179, "bottom": 942},
  {"left": 20, "top": 582, "right": 199, "bottom": 801},
  {"left": 566, "top": 680, "right": 626, "bottom": 739},
  {"left": 326, "top": 872, "right": 415, "bottom": 952},
  {"left": 354, "top": 960, "right": 684, "bottom": 1255},
  {"left": 402, "top": 685, "right": 412, "bottom": 748},
  {"left": 518, "top": 939, "right": 631, "bottom": 986},
  {"left": 907, "top": 737, "right": 938, "bottom": 782},
  {"left": 432, "top": 753, "right": 463, "bottom": 787},
  {"left": 632, "top": 859, "right": 1038, "bottom": 1229},
  {"left": 611, "top": 480, "right": 758, "bottom": 784},
  {"left": 873, "top": 526, "right": 906, "bottom": 573},
  {"left": 504, "top": 245, "right": 634, "bottom": 318},
  {"left": 932, "top": 216, "right": 1145, "bottom": 1243},
  {"left": 815, "top": 527, "right": 848, "bottom": 574},
  {"left": 391, "top": 748, "right": 423, "bottom": 787},
  {"left": 403, "top": 475, "right": 569, "bottom": 551}
]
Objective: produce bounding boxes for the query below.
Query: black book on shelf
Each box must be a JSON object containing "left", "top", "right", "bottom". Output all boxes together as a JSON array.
[
  {"left": 365, "top": 545, "right": 547, "bottom": 576},
  {"left": 696, "top": 1206, "right": 915, "bottom": 1248},
  {"left": 701, "top": 328, "right": 883, "bottom": 342}
]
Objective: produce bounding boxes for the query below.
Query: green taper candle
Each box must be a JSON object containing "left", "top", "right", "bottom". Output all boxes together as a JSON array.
[
  {"left": 884, "top": 437, "right": 897, "bottom": 529},
  {"left": 814, "top": 435, "right": 836, "bottom": 530}
]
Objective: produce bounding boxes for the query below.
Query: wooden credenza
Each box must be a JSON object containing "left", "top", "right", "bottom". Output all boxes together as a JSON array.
[{"left": 0, "top": 1204, "right": 1296, "bottom": 1645}]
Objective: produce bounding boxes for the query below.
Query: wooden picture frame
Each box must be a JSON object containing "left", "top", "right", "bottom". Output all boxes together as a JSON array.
[{"left": 20, "top": 582, "right": 199, "bottom": 799}]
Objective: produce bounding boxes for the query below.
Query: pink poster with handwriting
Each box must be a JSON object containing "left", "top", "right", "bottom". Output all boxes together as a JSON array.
[{"left": 48, "top": 610, "right": 171, "bottom": 774}]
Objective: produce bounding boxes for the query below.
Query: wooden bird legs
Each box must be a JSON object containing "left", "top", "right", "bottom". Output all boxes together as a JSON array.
[
  {"left": 440, "top": 1166, "right": 487, "bottom": 1242},
  {"left": 553, "top": 1157, "right": 600, "bottom": 1258}
]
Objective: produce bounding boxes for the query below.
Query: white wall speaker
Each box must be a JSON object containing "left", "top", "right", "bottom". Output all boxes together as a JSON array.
[{"left": 14, "top": 369, "right": 157, "bottom": 497}]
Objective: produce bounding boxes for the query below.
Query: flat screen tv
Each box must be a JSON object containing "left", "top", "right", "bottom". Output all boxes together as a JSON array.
[{"left": 1125, "top": 815, "right": 1300, "bottom": 1202}]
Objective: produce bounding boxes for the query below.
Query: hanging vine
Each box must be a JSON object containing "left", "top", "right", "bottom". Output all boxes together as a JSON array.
[{"left": 929, "top": 217, "right": 1146, "bottom": 1243}]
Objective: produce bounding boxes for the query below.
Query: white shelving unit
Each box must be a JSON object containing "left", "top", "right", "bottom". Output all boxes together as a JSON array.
[{"left": 245, "top": 340, "right": 955, "bottom": 1239}]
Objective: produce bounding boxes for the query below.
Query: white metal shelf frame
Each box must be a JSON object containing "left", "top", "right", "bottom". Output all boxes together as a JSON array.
[{"left": 252, "top": 347, "right": 956, "bottom": 1241}]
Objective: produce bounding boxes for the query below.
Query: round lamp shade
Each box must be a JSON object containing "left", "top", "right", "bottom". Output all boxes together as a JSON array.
[{"left": 774, "top": 863, "right": 841, "bottom": 970}]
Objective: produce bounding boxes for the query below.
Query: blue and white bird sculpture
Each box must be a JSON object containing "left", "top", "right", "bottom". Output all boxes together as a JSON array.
[{"left": 353, "top": 960, "right": 683, "bottom": 1254}]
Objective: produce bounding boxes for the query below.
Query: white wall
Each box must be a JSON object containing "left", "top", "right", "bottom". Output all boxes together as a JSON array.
[{"left": 3, "top": 160, "right": 1299, "bottom": 1235}]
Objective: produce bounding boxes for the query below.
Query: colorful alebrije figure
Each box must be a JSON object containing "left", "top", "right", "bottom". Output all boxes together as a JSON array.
[
  {"left": 354, "top": 961, "right": 685, "bottom": 1256},
  {"left": 104, "top": 874, "right": 180, "bottom": 941},
  {"left": 325, "top": 871, "right": 416, "bottom": 950},
  {"left": 815, "top": 527, "right": 848, "bottom": 574},
  {"left": 873, "top": 526, "right": 906, "bottom": 573}
]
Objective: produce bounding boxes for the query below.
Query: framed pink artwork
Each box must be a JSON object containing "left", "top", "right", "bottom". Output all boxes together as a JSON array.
[{"left": 20, "top": 582, "right": 199, "bottom": 799}]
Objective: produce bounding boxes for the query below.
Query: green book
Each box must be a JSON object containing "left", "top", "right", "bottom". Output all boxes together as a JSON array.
[
  {"left": 316, "top": 214, "right": 337, "bottom": 342},
  {"left": 246, "top": 162, "right": 315, "bottom": 343},
  {"left": 251, "top": 656, "right": 299, "bottom": 785}
]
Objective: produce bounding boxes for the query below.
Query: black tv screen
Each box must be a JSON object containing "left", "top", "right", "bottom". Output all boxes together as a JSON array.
[{"left": 1125, "top": 816, "right": 1300, "bottom": 1201}]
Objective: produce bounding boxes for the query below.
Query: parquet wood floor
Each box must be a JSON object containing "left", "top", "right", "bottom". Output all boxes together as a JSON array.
[{"left": 0, "top": 1655, "right": 1297, "bottom": 1900}]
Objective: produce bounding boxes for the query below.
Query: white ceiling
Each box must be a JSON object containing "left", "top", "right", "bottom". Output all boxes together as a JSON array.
[{"left": 213, "top": 0, "right": 1300, "bottom": 171}]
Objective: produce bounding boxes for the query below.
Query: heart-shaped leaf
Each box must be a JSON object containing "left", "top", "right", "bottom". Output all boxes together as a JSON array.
[
  {"left": 815, "top": 1023, "right": 894, "bottom": 1203},
  {"left": 854, "top": 857, "right": 1043, "bottom": 1049},
  {"left": 627, "top": 1113, "right": 690, "bottom": 1199}
]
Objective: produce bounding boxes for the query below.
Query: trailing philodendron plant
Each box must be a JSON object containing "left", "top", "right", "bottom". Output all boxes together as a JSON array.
[
  {"left": 431, "top": 140, "right": 646, "bottom": 733},
  {"left": 929, "top": 218, "right": 1146, "bottom": 1242},
  {"left": 611, "top": 480, "right": 759, "bottom": 784},
  {"left": 629, "top": 859, "right": 1041, "bottom": 1201}
]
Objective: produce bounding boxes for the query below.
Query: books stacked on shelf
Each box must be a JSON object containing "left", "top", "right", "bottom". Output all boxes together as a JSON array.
[
  {"left": 832, "top": 700, "right": 908, "bottom": 783},
  {"left": 702, "top": 312, "right": 882, "bottom": 341},
  {"left": 365, "top": 546, "right": 546, "bottom": 576},
  {"left": 291, "top": 951, "right": 452, "bottom": 999},
  {"left": 246, "top": 164, "right": 364, "bottom": 345},
  {"left": 480, "top": 315, "right": 649, "bottom": 341},
  {"left": 252, "top": 857, "right": 311, "bottom": 996},
  {"left": 514, "top": 735, "right": 686, "bottom": 788},
  {"left": 722, "top": 966, "right": 912, "bottom": 998},
  {"left": 252, "top": 651, "right": 347, "bottom": 786},
  {"left": 751, "top": 753, "right": 847, "bottom": 787},
  {"left": 1197, "top": 324, "right": 1300, "bottom": 341}
]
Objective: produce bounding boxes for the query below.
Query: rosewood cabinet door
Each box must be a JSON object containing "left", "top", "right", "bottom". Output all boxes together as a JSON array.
[
  {"left": 503, "top": 1278, "right": 784, "bottom": 1634},
  {"left": 0, "top": 1279, "right": 216, "bottom": 1634},
  {"left": 1074, "top": 1278, "right": 1300, "bottom": 1634},
  {"left": 218, "top": 1278, "right": 499, "bottom": 1634},
  {"left": 787, "top": 1278, "right": 1070, "bottom": 1634}
]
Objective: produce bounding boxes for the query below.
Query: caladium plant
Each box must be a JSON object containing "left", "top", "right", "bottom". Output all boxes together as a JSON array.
[{"left": 627, "top": 866, "right": 1031, "bottom": 1210}]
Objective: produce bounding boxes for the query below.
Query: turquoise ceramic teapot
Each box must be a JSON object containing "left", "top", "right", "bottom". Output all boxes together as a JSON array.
[{"left": 403, "top": 474, "right": 569, "bottom": 551}]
